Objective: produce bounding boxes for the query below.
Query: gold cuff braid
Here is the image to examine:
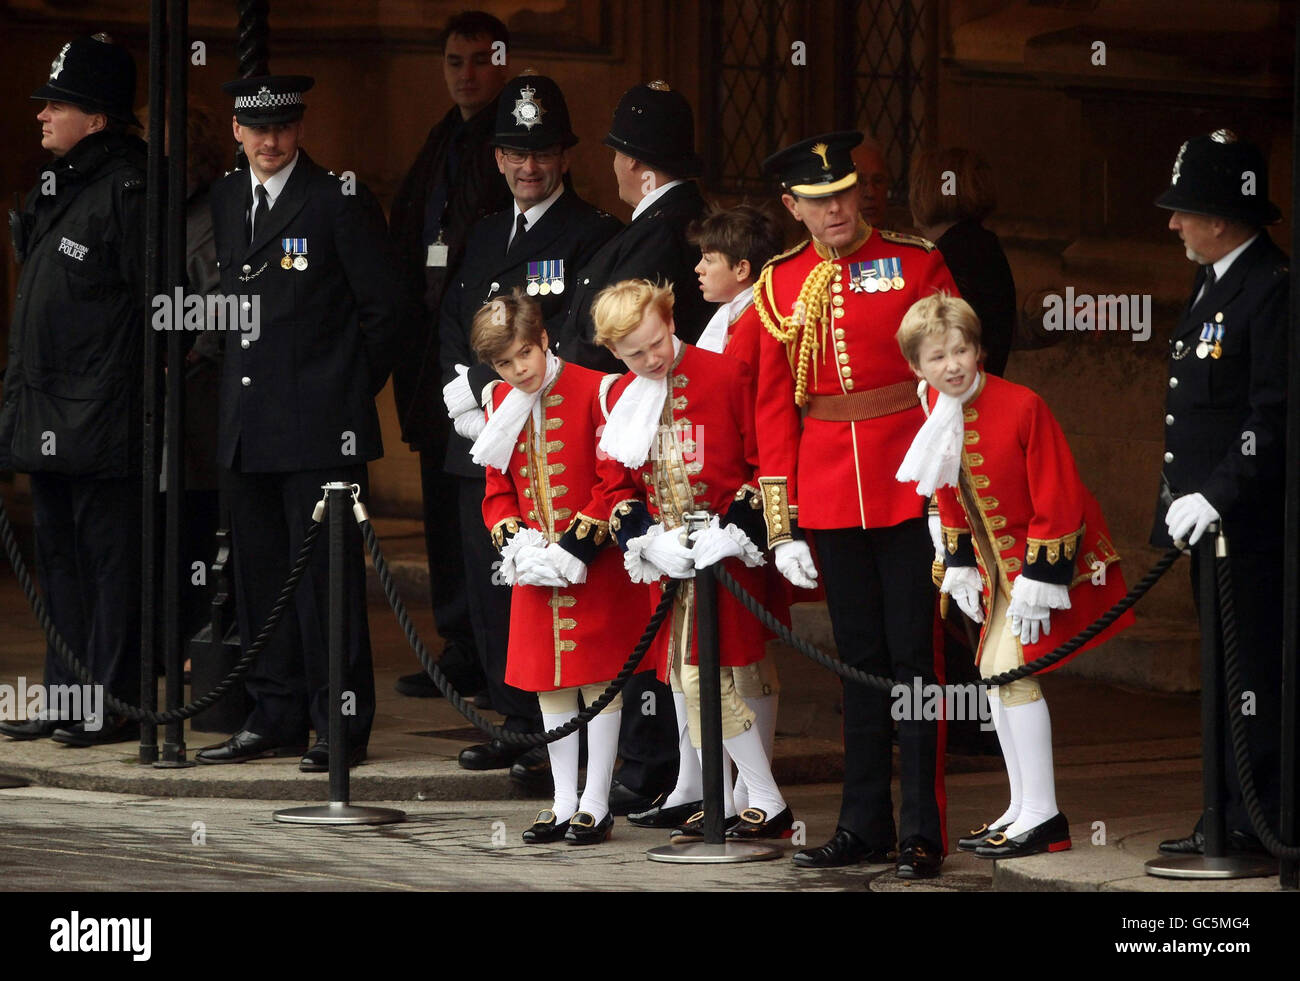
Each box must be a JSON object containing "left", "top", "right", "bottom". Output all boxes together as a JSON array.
[{"left": 759, "top": 476, "right": 794, "bottom": 547}]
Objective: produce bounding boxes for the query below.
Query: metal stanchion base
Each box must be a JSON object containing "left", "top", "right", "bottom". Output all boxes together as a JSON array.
[
  {"left": 1144, "top": 854, "right": 1278, "bottom": 879},
  {"left": 273, "top": 801, "right": 406, "bottom": 825},
  {"left": 647, "top": 840, "right": 784, "bottom": 864},
  {"left": 152, "top": 760, "right": 196, "bottom": 768},
  {"left": 0, "top": 774, "right": 31, "bottom": 789}
]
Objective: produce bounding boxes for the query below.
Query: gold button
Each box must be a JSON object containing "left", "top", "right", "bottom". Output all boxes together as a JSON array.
[
  {"left": 834, "top": 328, "right": 845, "bottom": 340},
  {"left": 523, "top": 488, "right": 532, "bottom": 498},
  {"left": 831, "top": 282, "right": 843, "bottom": 294},
  {"left": 844, "top": 379, "right": 854, "bottom": 390},
  {"left": 832, "top": 295, "right": 844, "bottom": 306},
  {"left": 841, "top": 365, "right": 852, "bottom": 377},
  {"left": 832, "top": 308, "right": 845, "bottom": 318},
  {"left": 519, "top": 467, "right": 528, "bottom": 477},
  {"left": 838, "top": 353, "right": 850, "bottom": 364},
  {"left": 836, "top": 341, "right": 847, "bottom": 352},
  {"left": 517, "top": 443, "right": 526, "bottom": 453}
]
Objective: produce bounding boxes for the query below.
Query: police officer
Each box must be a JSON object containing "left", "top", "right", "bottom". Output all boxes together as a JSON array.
[
  {"left": 0, "top": 35, "right": 145, "bottom": 746},
  {"left": 1151, "top": 130, "right": 1288, "bottom": 857},
  {"left": 438, "top": 72, "right": 622, "bottom": 770},
  {"left": 194, "top": 75, "right": 403, "bottom": 770}
]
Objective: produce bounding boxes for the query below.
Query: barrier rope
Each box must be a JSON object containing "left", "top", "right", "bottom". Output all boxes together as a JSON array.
[
  {"left": 1216, "top": 550, "right": 1300, "bottom": 859},
  {"left": 714, "top": 546, "right": 1183, "bottom": 691},
  {"left": 361, "top": 516, "right": 676, "bottom": 747},
  {"left": 0, "top": 492, "right": 321, "bottom": 724}
]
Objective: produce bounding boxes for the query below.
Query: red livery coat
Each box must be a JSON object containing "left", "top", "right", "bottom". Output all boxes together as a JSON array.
[
  {"left": 928, "top": 373, "right": 1135, "bottom": 668},
  {"left": 481, "top": 362, "right": 646, "bottom": 692},
  {"left": 746, "top": 228, "right": 959, "bottom": 536},
  {"left": 598, "top": 343, "right": 771, "bottom": 681}
]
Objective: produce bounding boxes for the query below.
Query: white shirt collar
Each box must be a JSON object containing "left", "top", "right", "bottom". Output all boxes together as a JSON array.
[
  {"left": 248, "top": 150, "right": 300, "bottom": 210},
  {"left": 1213, "top": 233, "right": 1258, "bottom": 281},
  {"left": 696, "top": 289, "right": 753, "bottom": 354},
  {"left": 508, "top": 184, "right": 565, "bottom": 247},
  {"left": 631, "top": 179, "right": 685, "bottom": 222}
]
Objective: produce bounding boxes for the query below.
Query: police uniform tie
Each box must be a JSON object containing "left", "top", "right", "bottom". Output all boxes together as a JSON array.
[
  {"left": 1195, "top": 263, "right": 1216, "bottom": 305},
  {"left": 506, "top": 212, "right": 527, "bottom": 256},
  {"left": 249, "top": 184, "right": 269, "bottom": 244}
]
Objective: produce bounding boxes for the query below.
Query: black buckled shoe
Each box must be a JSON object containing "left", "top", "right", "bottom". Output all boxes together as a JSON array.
[
  {"left": 957, "top": 821, "right": 1009, "bottom": 853},
  {"left": 669, "top": 809, "right": 744, "bottom": 840},
  {"left": 0, "top": 718, "right": 62, "bottom": 740},
  {"left": 299, "top": 740, "right": 367, "bottom": 773},
  {"left": 792, "top": 827, "right": 893, "bottom": 868},
  {"left": 196, "top": 730, "right": 307, "bottom": 764},
  {"left": 975, "top": 813, "right": 1071, "bottom": 859},
  {"left": 522, "top": 809, "right": 570, "bottom": 843},
  {"left": 896, "top": 836, "right": 944, "bottom": 878},
  {"left": 609, "top": 780, "right": 662, "bottom": 817},
  {"left": 726, "top": 806, "right": 795, "bottom": 840},
  {"left": 50, "top": 717, "right": 140, "bottom": 747},
  {"left": 564, "top": 810, "right": 614, "bottom": 845},
  {"left": 627, "top": 796, "right": 703, "bottom": 828},
  {"left": 457, "top": 738, "right": 528, "bottom": 771}
]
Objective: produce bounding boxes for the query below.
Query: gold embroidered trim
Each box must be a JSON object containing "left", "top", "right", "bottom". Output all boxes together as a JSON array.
[
  {"left": 547, "top": 462, "right": 566, "bottom": 476},
  {"left": 609, "top": 499, "right": 637, "bottom": 531},
  {"left": 543, "top": 394, "right": 564, "bottom": 408},
  {"left": 967, "top": 452, "right": 984, "bottom": 466},
  {"left": 553, "top": 508, "right": 572, "bottom": 521},
  {"left": 963, "top": 430, "right": 980, "bottom": 445},
  {"left": 963, "top": 408, "right": 979, "bottom": 423},
  {"left": 490, "top": 517, "right": 522, "bottom": 550},
  {"left": 545, "top": 417, "right": 563, "bottom": 430},
  {"left": 879, "top": 228, "right": 937, "bottom": 253},
  {"left": 988, "top": 515, "right": 1007, "bottom": 530},
  {"left": 941, "top": 525, "right": 971, "bottom": 554},
  {"left": 995, "top": 534, "right": 1015, "bottom": 551},
  {"left": 972, "top": 474, "right": 990, "bottom": 489},
  {"left": 759, "top": 476, "right": 794, "bottom": 546},
  {"left": 545, "top": 439, "right": 563, "bottom": 452},
  {"left": 551, "top": 484, "right": 569, "bottom": 499},
  {"left": 1025, "top": 525, "right": 1085, "bottom": 565},
  {"left": 571, "top": 512, "right": 610, "bottom": 545}
]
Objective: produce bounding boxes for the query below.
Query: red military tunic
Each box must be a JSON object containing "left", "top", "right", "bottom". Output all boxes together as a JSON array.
[
  {"left": 928, "top": 373, "right": 1135, "bottom": 667},
  {"left": 481, "top": 361, "right": 646, "bottom": 692},
  {"left": 598, "top": 343, "right": 771, "bottom": 681},
  {"left": 745, "top": 226, "right": 959, "bottom": 540}
]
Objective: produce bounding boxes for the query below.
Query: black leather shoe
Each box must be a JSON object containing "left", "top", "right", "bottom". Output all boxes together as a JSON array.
[
  {"left": 669, "top": 810, "right": 744, "bottom": 840},
  {"left": 196, "top": 730, "right": 307, "bottom": 765},
  {"left": 0, "top": 718, "right": 62, "bottom": 740},
  {"left": 957, "top": 821, "right": 1009, "bottom": 852},
  {"left": 1158, "top": 829, "right": 1204, "bottom": 855},
  {"left": 896, "top": 836, "right": 944, "bottom": 878},
  {"left": 792, "top": 827, "right": 892, "bottom": 868},
  {"left": 394, "top": 670, "right": 443, "bottom": 698},
  {"left": 508, "top": 745, "right": 552, "bottom": 795},
  {"left": 457, "top": 738, "right": 528, "bottom": 771},
  {"left": 975, "top": 813, "right": 1071, "bottom": 859},
  {"left": 628, "top": 797, "right": 703, "bottom": 828},
  {"left": 522, "top": 809, "right": 570, "bottom": 843},
  {"left": 50, "top": 717, "right": 139, "bottom": 747},
  {"left": 727, "top": 806, "right": 795, "bottom": 839},
  {"left": 565, "top": 810, "right": 614, "bottom": 845},
  {"left": 609, "top": 779, "right": 661, "bottom": 817},
  {"left": 1227, "top": 830, "right": 1270, "bottom": 856},
  {"left": 298, "top": 740, "right": 367, "bottom": 773}
]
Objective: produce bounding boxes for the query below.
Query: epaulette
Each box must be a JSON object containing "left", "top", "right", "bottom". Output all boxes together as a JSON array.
[
  {"left": 760, "top": 238, "right": 811, "bottom": 273},
  {"left": 878, "top": 229, "right": 936, "bottom": 252},
  {"left": 122, "top": 177, "right": 144, "bottom": 191}
]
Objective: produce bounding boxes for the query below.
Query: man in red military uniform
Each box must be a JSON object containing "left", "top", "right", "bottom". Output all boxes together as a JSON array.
[{"left": 744, "top": 131, "right": 958, "bottom": 876}]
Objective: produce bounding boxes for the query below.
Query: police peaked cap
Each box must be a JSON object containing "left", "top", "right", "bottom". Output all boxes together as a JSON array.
[
  {"left": 222, "top": 74, "right": 315, "bottom": 126},
  {"left": 494, "top": 73, "right": 578, "bottom": 150},
  {"left": 603, "top": 81, "right": 702, "bottom": 179},
  {"left": 32, "top": 34, "right": 140, "bottom": 127},
  {"left": 763, "top": 131, "right": 863, "bottom": 198},
  {"left": 1155, "top": 130, "right": 1281, "bottom": 226}
]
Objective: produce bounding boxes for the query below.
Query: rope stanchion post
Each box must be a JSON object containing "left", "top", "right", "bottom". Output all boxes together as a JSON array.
[
  {"left": 274, "top": 485, "right": 404, "bottom": 827},
  {"left": 647, "top": 513, "right": 780, "bottom": 865},
  {"left": 1145, "top": 527, "right": 1276, "bottom": 879}
]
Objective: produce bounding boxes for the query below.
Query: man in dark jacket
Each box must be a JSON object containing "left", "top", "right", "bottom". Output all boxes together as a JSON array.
[
  {"left": 194, "top": 74, "right": 402, "bottom": 771},
  {"left": 387, "top": 10, "right": 512, "bottom": 700},
  {"left": 0, "top": 35, "right": 146, "bottom": 746}
]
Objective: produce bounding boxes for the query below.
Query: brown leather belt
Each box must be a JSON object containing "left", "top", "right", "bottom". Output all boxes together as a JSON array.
[{"left": 806, "top": 380, "right": 919, "bottom": 421}]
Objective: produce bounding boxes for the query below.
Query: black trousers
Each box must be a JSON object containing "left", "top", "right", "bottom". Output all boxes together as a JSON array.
[
  {"left": 31, "top": 472, "right": 142, "bottom": 710},
  {"left": 221, "top": 464, "right": 374, "bottom": 746},
  {"left": 456, "top": 474, "right": 538, "bottom": 731},
  {"left": 418, "top": 451, "right": 480, "bottom": 679},
  {"left": 1190, "top": 545, "right": 1284, "bottom": 835},
  {"left": 615, "top": 673, "right": 680, "bottom": 795},
  {"left": 814, "top": 517, "right": 945, "bottom": 850}
]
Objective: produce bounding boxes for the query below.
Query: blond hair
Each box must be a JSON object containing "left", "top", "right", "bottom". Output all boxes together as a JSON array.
[
  {"left": 470, "top": 289, "right": 546, "bottom": 363},
  {"left": 592, "top": 279, "right": 676, "bottom": 349},
  {"left": 896, "top": 291, "right": 983, "bottom": 365}
]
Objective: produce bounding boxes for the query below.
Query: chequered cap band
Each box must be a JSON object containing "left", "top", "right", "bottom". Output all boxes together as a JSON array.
[{"left": 235, "top": 90, "right": 303, "bottom": 110}]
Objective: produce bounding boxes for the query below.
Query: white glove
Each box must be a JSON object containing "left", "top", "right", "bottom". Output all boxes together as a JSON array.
[
  {"left": 774, "top": 540, "right": 818, "bottom": 589},
  {"left": 443, "top": 365, "right": 477, "bottom": 418},
  {"left": 940, "top": 566, "right": 984, "bottom": 624},
  {"left": 499, "top": 528, "right": 560, "bottom": 586},
  {"left": 544, "top": 542, "right": 588, "bottom": 585},
  {"left": 928, "top": 513, "right": 945, "bottom": 563},
  {"left": 689, "top": 516, "right": 765, "bottom": 569},
  {"left": 642, "top": 524, "right": 696, "bottom": 580},
  {"left": 515, "top": 545, "right": 567, "bottom": 588},
  {"left": 1165, "top": 492, "right": 1220, "bottom": 547},
  {"left": 453, "top": 408, "right": 486, "bottom": 441},
  {"left": 1005, "top": 575, "right": 1069, "bottom": 646}
]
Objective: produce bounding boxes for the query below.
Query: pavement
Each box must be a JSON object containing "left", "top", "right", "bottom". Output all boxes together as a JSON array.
[{"left": 0, "top": 514, "right": 1292, "bottom": 893}]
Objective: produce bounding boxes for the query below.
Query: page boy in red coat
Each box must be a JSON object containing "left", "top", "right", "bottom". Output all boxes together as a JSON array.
[
  {"left": 895, "top": 292, "right": 1134, "bottom": 858},
  {"left": 472, "top": 291, "right": 646, "bottom": 845},
  {"left": 591, "top": 279, "right": 793, "bottom": 840}
]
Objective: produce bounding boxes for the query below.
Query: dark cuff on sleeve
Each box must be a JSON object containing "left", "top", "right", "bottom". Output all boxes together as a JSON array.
[{"left": 610, "top": 499, "right": 653, "bottom": 550}]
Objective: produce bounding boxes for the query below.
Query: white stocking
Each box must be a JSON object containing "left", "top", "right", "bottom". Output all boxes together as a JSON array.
[
  {"left": 1002, "top": 697, "right": 1058, "bottom": 837},
  {"left": 664, "top": 691, "right": 702, "bottom": 807},
  {"left": 577, "top": 709, "right": 622, "bottom": 823},
  {"left": 734, "top": 693, "right": 778, "bottom": 811},
  {"left": 723, "top": 725, "right": 783, "bottom": 817},
  {"left": 543, "top": 712, "right": 579, "bottom": 824},
  {"left": 988, "top": 692, "right": 1021, "bottom": 829}
]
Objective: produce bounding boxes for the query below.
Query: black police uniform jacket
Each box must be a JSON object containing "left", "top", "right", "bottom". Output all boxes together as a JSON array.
[
  {"left": 1152, "top": 233, "right": 1288, "bottom": 552},
  {"left": 553, "top": 180, "right": 710, "bottom": 374},
  {"left": 0, "top": 131, "right": 146, "bottom": 477},
  {"left": 438, "top": 187, "right": 622, "bottom": 478},
  {"left": 210, "top": 150, "right": 403, "bottom": 473}
]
